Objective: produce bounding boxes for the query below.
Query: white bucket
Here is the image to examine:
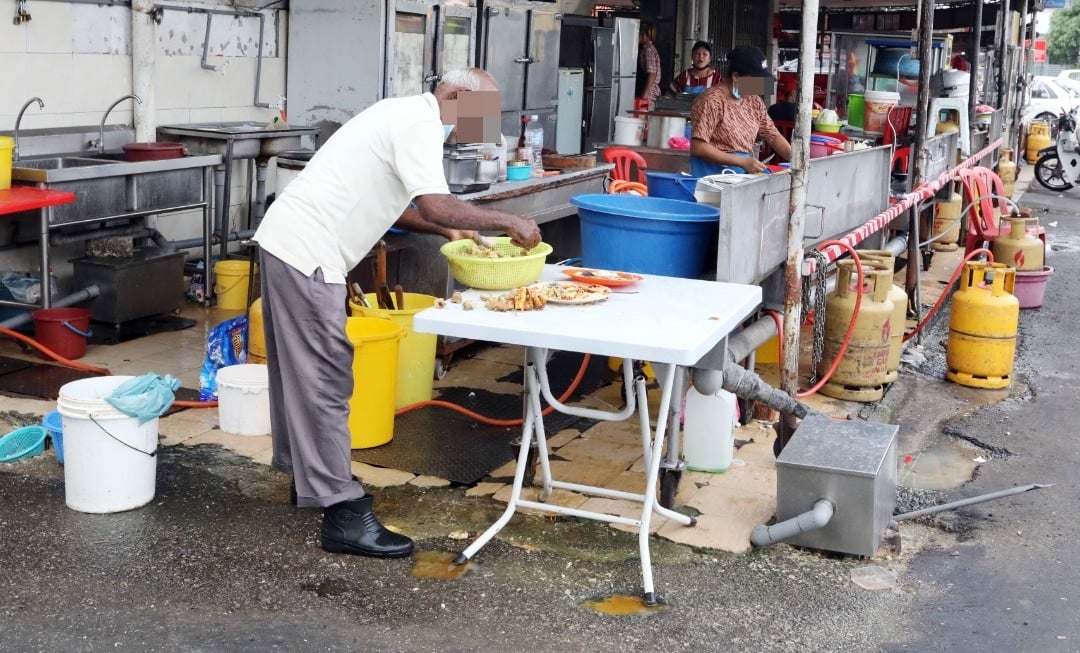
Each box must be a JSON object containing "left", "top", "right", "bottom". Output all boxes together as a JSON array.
[
  {"left": 57, "top": 376, "right": 159, "bottom": 513},
  {"left": 682, "top": 386, "right": 738, "bottom": 473},
  {"left": 216, "top": 364, "right": 271, "bottom": 436},
  {"left": 613, "top": 116, "right": 645, "bottom": 146},
  {"left": 863, "top": 90, "right": 900, "bottom": 136}
]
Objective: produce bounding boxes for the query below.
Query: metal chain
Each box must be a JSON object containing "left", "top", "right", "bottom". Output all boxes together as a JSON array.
[{"left": 802, "top": 251, "right": 829, "bottom": 384}]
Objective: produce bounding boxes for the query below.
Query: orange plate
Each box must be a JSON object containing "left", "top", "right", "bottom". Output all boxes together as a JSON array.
[{"left": 561, "top": 268, "right": 644, "bottom": 287}]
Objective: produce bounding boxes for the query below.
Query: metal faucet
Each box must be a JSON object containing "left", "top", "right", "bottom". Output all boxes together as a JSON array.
[
  {"left": 95, "top": 94, "right": 142, "bottom": 153},
  {"left": 13, "top": 97, "right": 45, "bottom": 161}
]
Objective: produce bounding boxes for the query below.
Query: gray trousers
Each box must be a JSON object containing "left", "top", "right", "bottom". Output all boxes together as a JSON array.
[{"left": 259, "top": 250, "right": 365, "bottom": 508}]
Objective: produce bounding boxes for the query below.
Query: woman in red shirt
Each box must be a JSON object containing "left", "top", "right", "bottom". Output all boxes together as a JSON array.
[{"left": 670, "top": 41, "right": 722, "bottom": 96}]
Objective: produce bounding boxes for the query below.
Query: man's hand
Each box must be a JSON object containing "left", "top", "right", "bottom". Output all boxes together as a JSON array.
[
  {"left": 445, "top": 229, "right": 479, "bottom": 242},
  {"left": 506, "top": 218, "right": 542, "bottom": 249}
]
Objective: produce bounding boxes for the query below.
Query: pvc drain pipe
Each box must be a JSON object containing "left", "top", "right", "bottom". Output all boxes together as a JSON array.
[{"left": 750, "top": 498, "right": 835, "bottom": 547}]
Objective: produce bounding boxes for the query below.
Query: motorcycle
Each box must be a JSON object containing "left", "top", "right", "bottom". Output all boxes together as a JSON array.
[{"left": 1034, "top": 106, "right": 1080, "bottom": 191}]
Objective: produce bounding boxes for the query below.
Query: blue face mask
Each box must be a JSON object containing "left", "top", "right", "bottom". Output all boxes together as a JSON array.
[
  {"left": 443, "top": 125, "right": 454, "bottom": 142},
  {"left": 732, "top": 84, "right": 741, "bottom": 100}
]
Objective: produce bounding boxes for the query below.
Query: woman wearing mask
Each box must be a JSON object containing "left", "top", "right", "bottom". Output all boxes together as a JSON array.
[
  {"left": 669, "top": 41, "right": 722, "bottom": 96},
  {"left": 689, "top": 46, "right": 791, "bottom": 176}
]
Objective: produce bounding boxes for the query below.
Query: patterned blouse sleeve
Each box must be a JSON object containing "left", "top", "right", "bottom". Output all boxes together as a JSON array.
[
  {"left": 670, "top": 71, "right": 687, "bottom": 94},
  {"left": 755, "top": 97, "right": 783, "bottom": 143}
]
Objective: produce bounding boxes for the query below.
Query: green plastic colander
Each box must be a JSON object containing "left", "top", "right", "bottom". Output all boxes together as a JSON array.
[{"left": 440, "top": 237, "right": 552, "bottom": 290}]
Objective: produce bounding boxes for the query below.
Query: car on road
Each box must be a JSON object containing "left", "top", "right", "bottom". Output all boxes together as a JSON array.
[
  {"left": 1057, "top": 69, "right": 1080, "bottom": 83},
  {"left": 1024, "top": 76, "right": 1078, "bottom": 137}
]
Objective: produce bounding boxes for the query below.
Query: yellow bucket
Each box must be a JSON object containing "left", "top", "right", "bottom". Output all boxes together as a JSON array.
[
  {"left": 755, "top": 335, "right": 780, "bottom": 364},
  {"left": 247, "top": 298, "right": 266, "bottom": 364},
  {"left": 213, "top": 260, "right": 256, "bottom": 310},
  {"left": 349, "top": 293, "right": 438, "bottom": 409},
  {"left": 0, "top": 136, "right": 13, "bottom": 191},
  {"left": 346, "top": 317, "right": 404, "bottom": 449}
]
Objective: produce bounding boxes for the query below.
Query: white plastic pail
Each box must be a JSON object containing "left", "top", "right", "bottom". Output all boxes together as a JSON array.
[
  {"left": 216, "top": 364, "right": 271, "bottom": 436},
  {"left": 863, "top": 90, "right": 900, "bottom": 136},
  {"left": 57, "top": 376, "right": 158, "bottom": 513},
  {"left": 613, "top": 116, "right": 646, "bottom": 146}
]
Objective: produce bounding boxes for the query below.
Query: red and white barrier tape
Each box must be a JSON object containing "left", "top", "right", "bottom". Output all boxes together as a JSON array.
[{"left": 805, "top": 137, "right": 1004, "bottom": 274}]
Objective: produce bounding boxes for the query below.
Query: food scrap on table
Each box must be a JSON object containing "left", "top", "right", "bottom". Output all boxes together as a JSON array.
[{"left": 481, "top": 286, "right": 548, "bottom": 312}]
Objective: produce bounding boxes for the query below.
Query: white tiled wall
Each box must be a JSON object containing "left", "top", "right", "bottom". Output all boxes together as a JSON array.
[{"left": 0, "top": 2, "right": 288, "bottom": 278}]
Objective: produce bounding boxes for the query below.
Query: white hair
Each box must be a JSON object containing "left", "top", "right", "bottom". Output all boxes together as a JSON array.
[{"left": 437, "top": 68, "right": 491, "bottom": 92}]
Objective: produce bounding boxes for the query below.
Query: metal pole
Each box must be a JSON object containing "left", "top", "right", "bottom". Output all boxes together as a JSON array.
[
  {"left": 778, "top": 0, "right": 818, "bottom": 452},
  {"left": 895, "top": 483, "right": 1053, "bottom": 521},
  {"left": 968, "top": 0, "right": 984, "bottom": 128},
  {"left": 905, "top": 0, "right": 935, "bottom": 307}
]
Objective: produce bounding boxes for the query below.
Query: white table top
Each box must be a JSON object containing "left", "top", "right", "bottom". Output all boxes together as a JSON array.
[{"left": 414, "top": 266, "right": 761, "bottom": 367}]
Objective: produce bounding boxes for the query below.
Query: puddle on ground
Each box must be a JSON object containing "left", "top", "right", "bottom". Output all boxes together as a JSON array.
[
  {"left": 581, "top": 594, "right": 666, "bottom": 616},
  {"left": 410, "top": 550, "right": 475, "bottom": 580},
  {"left": 898, "top": 438, "right": 984, "bottom": 490}
]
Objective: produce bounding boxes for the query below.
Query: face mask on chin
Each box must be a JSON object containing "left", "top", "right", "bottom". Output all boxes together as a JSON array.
[
  {"left": 732, "top": 85, "right": 741, "bottom": 100},
  {"left": 443, "top": 125, "right": 455, "bottom": 142}
]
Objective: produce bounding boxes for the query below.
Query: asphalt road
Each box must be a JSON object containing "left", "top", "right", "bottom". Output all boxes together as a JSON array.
[{"left": 1, "top": 180, "right": 1078, "bottom": 652}]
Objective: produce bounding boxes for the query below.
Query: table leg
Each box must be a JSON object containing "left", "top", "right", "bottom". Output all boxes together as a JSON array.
[
  {"left": 39, "top": 207, "right": 51, "bottom": 308},
  {"left": 455, "top": 359, "right": 547, "bottom": 565},
  {"left": 638, "top": 362, "right": 678, "bottom": 606}
]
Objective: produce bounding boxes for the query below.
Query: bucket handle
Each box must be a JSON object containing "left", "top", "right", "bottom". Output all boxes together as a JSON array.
[
  {"left": 214, "top": 275, "right": 246, "bottom": 297},
  {"left": 89, "top": 413, "right": 157, "bottom": 457},
  {"left": 62, "top": 321, "right": 93, "bottom": 338}
]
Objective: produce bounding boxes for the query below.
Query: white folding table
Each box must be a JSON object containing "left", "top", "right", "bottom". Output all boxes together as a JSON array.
[{"left": 414, "top": 266, "right": 761, "bottom": 604}]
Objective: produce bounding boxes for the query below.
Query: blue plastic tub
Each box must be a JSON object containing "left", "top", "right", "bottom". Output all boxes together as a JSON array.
[
  {"left": 570, "top": 194, "right": 720, "bottom": 278},
  {"left": 645, "top": 171, "right": 700, "bottom": 202},
  {"left": 42, "top": 410, "right": 64, "bottom": 464}
]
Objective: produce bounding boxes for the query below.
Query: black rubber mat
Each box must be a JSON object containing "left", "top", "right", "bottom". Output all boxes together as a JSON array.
[
  {"left": 0, "top": 364, "right": 99, "bottom": 400},
  {"left": 88, "top": 315, "right": 197, "bottom": 346},
  {"left": 0, "top": 356, "right": 36, "bottom": 376},
  {"left": 352, "top": 352, "right": 612, "bottom": 484}
]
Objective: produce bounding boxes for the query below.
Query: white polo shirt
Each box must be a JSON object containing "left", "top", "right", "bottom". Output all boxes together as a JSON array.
[{"left": 254, "top": 93, "right": 450, "bottom": 284}]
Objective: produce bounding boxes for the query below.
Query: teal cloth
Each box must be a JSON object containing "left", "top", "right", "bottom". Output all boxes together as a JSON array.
[{"left": 105, "top": 373, "right": 181, "bottom": 425}]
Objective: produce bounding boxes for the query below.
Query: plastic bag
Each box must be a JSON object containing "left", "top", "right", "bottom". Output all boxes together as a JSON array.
[
  {"left": 199, "top": 316, "right": 248, "bottom": 401},
  {"left": 1, "top": 270, "right": 58, "bottom": 304},
  {"left": 106, "top": 373, "right": 181, "bottom": 425}
]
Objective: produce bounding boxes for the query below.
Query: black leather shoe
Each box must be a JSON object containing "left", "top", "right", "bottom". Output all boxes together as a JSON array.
[{"left": 321, "top": 495, "right": 414, "bottom": 558}]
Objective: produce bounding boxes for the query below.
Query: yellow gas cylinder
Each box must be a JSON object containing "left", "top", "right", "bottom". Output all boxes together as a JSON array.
[
  {"left": 946, "top": 262, "right": 1019, "bottom": 389},
  {"left": 1026, "top": 121, "right": 1052, "bottom": 163},
  {"left": 998, "top": 148, "right": 1018, "bottom": 199},
  {"left": 818, "top": 260, "right": 895, "bottom": 402},
  {"left": 931, "top": 185, "right": 963, "bottom": 252},
  {"left": 247, "top": 297, "right": 266, "bottom": 364},
  {"left": 854, "top": 253, "right": 908, "bottom": 383},
  {"left": 993, "top": 216, "right": 1044, "bottom": 271}
]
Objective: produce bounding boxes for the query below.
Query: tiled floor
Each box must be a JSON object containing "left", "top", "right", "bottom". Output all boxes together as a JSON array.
[{"left": 0, "top": 180, "right": 1005, "bottom": 553}]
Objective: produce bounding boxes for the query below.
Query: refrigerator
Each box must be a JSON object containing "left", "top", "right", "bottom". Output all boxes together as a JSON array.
[
  {"left": 478, "top": 1, "right": 561, "bottom": 151},
  {"left": 386, "top": 0, "right": 477, "bottom": 97},
  {"left": 560, "top": 16, "right": 638, "bottom": 148},
  {"left": 556, "top": 68, "right": 584, "bottom": 154}
]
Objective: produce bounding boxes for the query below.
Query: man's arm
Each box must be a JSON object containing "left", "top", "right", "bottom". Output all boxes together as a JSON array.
[
  {"left": 395, "top": 205, "right": 475, "bottom": 242},
  {"left": 412, "top": 194, "right": 542, "bottom": 248}
]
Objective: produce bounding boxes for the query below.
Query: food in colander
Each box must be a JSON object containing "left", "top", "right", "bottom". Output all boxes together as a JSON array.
[{"left": 463, "top": 243, "right": 530, "bottom": 258}]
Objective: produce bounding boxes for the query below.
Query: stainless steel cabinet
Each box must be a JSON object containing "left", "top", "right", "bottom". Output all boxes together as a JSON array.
[
  {"left": 480, "top": 1, "right": 562, "bottom": 150},
  {"left": 387, "top": 1, "right": 477, "bottom": 98}
]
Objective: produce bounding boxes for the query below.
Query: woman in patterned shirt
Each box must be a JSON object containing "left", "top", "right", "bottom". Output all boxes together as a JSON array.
[
  {"left": 689, "top": 46, "right": 791, "bottom": 176},
  {"left": 669, "top": 41, "right": 722, "bottom": 96}
]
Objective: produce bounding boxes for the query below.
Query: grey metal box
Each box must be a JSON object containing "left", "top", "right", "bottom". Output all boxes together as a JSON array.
[
  {"left": 775, "top": 415, "right": 898, "bottom": 556},
  {"left": 73, "top": 248, "right": 186, "bottom": 325}
]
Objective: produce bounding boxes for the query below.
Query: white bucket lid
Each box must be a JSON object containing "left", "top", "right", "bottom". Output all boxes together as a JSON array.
[
  {"left": 217, "top": 364, "right": 269, "bottom": 394},
  {"left": 57, "top": 375, "right": 138, "bottom": 421}
]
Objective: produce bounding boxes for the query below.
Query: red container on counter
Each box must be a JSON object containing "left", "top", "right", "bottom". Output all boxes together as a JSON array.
[{"left": 122, "top": 142, "right": 185, "bottom": 162}]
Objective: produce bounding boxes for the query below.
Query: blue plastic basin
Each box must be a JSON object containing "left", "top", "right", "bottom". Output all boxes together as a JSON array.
[
  {"left": 570, "top": 194, "right": 720, "bottom": 278},
  {"left": 42, "top": 410, "right": 64, "bottom": 464},
  {"left": 644, "top": 171, "right": 699, "bottom": 202}
]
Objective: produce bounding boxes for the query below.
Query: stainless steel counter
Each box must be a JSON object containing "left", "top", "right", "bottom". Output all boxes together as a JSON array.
[{"left": 456, "top": 164, "right": 612, "bottom": 225}]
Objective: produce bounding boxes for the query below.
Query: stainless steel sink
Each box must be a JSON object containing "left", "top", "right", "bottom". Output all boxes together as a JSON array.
[
  {"left": 10, "top": 151, "right": 223, "bottom": 227},
  {"left": 157, "top": 122, "right": 319, "bottom": 161}
]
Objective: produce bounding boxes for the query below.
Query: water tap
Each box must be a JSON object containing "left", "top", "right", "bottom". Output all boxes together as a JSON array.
[
  {"left": 94, "top": 94, "right": 142, "bottom": 153},
  {"left": 13, "top": 96, "right": 44, "bottom": 161}
]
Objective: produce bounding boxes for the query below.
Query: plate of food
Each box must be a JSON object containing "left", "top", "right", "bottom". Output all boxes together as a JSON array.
[
  {"left": 534, "top": 281, "right": 612, "bottom": 305},
  {"left": 560, "top": 267, "right": 643, "bottom": 287}
]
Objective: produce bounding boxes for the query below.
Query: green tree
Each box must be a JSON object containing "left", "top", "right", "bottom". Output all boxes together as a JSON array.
[{"left": 1047, "top": 8, "right": 1080, "bottom": 65}]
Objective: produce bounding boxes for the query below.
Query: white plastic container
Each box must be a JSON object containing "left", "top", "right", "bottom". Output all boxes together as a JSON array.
[
  {"left": 216, "top": 364, "right": 272, "bottom": 436},
  {"left": 57, "top": 376, "right": 158, "bottom": 513},
  {"left": 863, "top": 90, "right": 901, "bottom": 136},
  {"left": 682, "top": 386, "right": 738, "bottom": 473},
  {"left": 613, "top": 116, "right": 646, "bottom": 146}
]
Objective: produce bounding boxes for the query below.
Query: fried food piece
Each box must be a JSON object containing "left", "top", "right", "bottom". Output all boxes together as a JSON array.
[
  {"left": 462, "top": 300, "right": 475, "bottom": 311},
  {"left": 451, "top": 291, "right": 464, "bottom": 304},
  {"left": 480, "top": 287, "right": 547, "bottom": 312},
  {"left": 434, "top": 298, "right": 447, "bottom": 308}
]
